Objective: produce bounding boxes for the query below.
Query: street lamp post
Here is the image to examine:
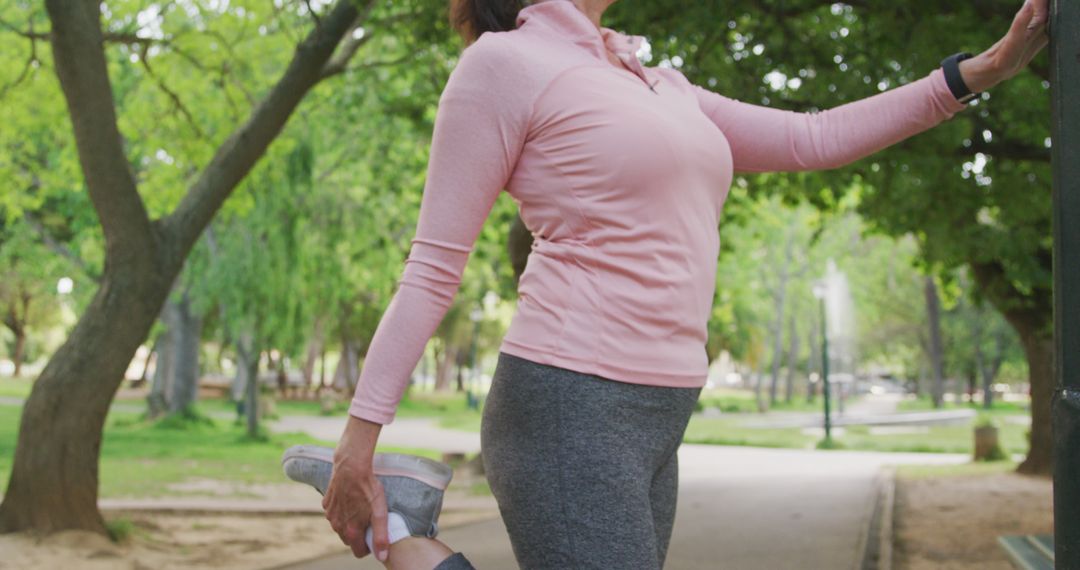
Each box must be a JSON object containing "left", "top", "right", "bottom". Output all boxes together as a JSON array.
[
  {"left": 812, "top": 282, "right": 833, "bottom": 445},
  {"left": 1049, "top": 0, "right": 1079, "bottom": 563}
]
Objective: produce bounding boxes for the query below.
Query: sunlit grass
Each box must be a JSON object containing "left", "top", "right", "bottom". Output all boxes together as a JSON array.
[
  {"left": 0, "top": 376, "right": 35, "bottom": 399},
  {"left": 895, "top": 460, "right": 1021, "bottom": 479},
  {"left": 683, "top": 416, "right": 1030, "bottom": 455},
  {"left": 0, "top": 404, "right": 437, "bottom": 499}
]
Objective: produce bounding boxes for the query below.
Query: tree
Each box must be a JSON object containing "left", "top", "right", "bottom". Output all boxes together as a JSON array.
[
  {"left": 0, "top": 222, "right": 70, "bottom": 376},
  {"left": 0, "top": 0, "right": 376, "bottom": 534}
]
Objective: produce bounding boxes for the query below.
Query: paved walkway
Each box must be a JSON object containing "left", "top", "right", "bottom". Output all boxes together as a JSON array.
[
  {"left": 272, "top": 416, "right": 482, "bottom": 453},
  {"left": 285, "top": 444, "right": 966, "bottom": 570}
]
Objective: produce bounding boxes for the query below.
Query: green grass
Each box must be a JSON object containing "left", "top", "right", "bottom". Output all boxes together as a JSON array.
[
  {"left": 895, "top": 460, "right": 1021, "bottom": 479},
  {"left": 896, "top": 395, "right": 1029, "bottom": 414},
  {"left": 695, "top": 388, "right": 830, "bottom": 414},
  {"left": 0, "top": 376, "right": 35, "bottom": 399},
  {"left": 195, "top": 396, "right": 352, "bottom": 418},
  {"left": 0, "top": 404, "right": 438, "bottom": 499},
  {"left": 683, "top": 416, "right": 1031, "bottom": 455},
  {"left": 197, "top": 390, "right": 484, "bottom": 421},
  {"left": 684, "top": 417, "right": 817, "bottom": 448}
]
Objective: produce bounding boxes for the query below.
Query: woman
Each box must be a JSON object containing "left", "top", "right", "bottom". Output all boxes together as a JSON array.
[{"left": 307, "top": 0, "right": 1049, "bottom": 568}]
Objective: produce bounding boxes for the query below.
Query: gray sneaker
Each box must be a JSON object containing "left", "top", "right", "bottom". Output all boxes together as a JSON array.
[{"left": 281, "top": 444, "right": 454, "bottom": 539}]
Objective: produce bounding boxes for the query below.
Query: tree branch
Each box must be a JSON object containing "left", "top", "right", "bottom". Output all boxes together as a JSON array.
[
  {"left": 3, "top": 23, "right": 165, "bottom": 47},
  {"left": 320, "top": 0, "right": 379, "bottom": 79},
  {"left": 163, "top": 0, "right": 374, "bottom": 259},
  {"left": 0, "top": 19, "right": 39, "bottom": 101},
  {"left": 22, "top": 213, "right": 101, "bottom": 282},
  {"left": 44, "top": 0, "right": 155, "bottom": 256},
  {"left": 329, "top": 51, "right": 414, "bottom": 77},
  {"left": 136, "top": 44, "right": 209, "bottom": 141}
]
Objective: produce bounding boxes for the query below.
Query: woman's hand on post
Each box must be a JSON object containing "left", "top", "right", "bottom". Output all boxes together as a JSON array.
[
  {"left": 959, "top": 0, "right": 1050, "bottom": 94},
  {"left": 322, "top": 415, "right": 391, "bottom": 562}
]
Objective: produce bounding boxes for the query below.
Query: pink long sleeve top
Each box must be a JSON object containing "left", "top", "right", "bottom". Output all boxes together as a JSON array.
[{"left": 349, "top": 0, "right": 968, "bottom": 423}]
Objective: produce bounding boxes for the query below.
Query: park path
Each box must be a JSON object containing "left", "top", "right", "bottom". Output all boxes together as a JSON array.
[
  {"left": 272, "top": 416, "right": 482, "bottom": 453},
  {"left": 281, "top": 438, "right": 966, "bottom": 570}
]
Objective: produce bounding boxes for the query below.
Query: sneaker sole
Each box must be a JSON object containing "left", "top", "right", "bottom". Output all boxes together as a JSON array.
[{"left": 281, "top": 445, "right": 454, "bottom": 490}]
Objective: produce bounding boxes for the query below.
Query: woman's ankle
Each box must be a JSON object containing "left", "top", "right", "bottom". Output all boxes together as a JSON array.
[{"left": 383, "top": 536, "right": 455, "bottom": 570}]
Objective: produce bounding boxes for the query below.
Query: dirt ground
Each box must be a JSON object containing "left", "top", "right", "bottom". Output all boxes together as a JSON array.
[
  {"left": 0, "top": 473, "right": 497, "bottom": 570},
  {"left": 893, "top": 471, "right": 1054, "bottom": 570},
  {"left": 0, "top": 513, "right": 344, "bottom": 570},
  {"left": 0, "top": 507, "right": 499, "bottom": 570}
]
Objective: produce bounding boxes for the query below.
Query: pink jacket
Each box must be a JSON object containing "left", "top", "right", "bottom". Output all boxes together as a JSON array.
[{"left": 349, "top": 0, "right": 967, "bottom": 423}]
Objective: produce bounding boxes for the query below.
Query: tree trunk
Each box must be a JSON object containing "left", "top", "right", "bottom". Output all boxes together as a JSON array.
[
  {"left": 434, "top": 344, "right": 457, "bottom": 392},
  {"left": 981, "top": 364, "right": 995, "bottom": 409},
  {"left": 768, "top": 234, "right": 794, "bottom": 406},
  {"left": 148, "top": 318, "right": 175, "bottom": 419},
  {"left": 981, "top": 328, "right": 1008, "bottom": 410},
  {"left": 332, "top": 340, "right": 360, "bottom": 392},
  {"left": 924, "top": 276, "right": 946, "bottom": 408},
  {"left": 11, "top": 328, "right": 26, "bottom": 378},
  {"left": 3, "top": 294, "right": 29, "bottom": 378},
  {"left": 320, "top": 347, "right": 328, "bottom": 388},
  {"left": 303, "top": 318, "right": 324, "bottom": 388},
  {"left": 0, "top": 264, "right": 173, "bottom": 534},
  {"left": 966, "top": 368, "right": 977, "bottom": 405},
  {"left": 236, "top": 333, "right": 260, "bottom": 439},
  {"left": 969, "top": 260, "right": 1053, "bottom": 476},
  {"left": 268, "top": 349, "right": 288, "bottom": 396},
  {"left": 784, "top": 315, "right": 799, "bottom": 404},
  {"left": 455, "top": 347, "right": 469, "bottom": 393},
  {"left": 754, "top": 369, "right": 767, "bottom": 413},
  {"left": 973, "top": 315, "right": 989, "bottom": 408},
  {"left": 166, "top": 292, "right": 202, "bottom": 415},
  {"left": 1017, "top": 331, "right": 1054, "bottom": 475}
]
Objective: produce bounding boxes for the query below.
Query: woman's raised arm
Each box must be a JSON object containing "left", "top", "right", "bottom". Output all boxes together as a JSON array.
[{"left": 682, "top": 0, "right": 1048, "bottom": 174}]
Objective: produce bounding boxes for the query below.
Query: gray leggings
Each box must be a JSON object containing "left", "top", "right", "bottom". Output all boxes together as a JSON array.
[{"left": 474, "top": 351, "right": 702, "bottom": 569}]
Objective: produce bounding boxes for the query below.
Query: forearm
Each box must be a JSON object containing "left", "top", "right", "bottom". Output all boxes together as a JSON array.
[
  {"left": 958, "top": 55, "right": 999, "bottom": 94},
  {"left": 784, "top": 67, "right": 969, "bottom": 171},
  {"left": 347, "top": 242, "right": 468, "bottom": 424},
  {"left": 337, "top": 415, "right": 383, "bottom": 458}
]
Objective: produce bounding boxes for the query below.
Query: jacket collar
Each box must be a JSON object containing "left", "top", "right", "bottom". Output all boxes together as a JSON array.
[{"left": 516, "top": 0, "right": 645, "bottom": 64}]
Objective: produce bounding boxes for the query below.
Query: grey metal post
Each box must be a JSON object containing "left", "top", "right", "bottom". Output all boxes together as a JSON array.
[{"left": 1049, "top": 0, "right": 1080, "bottom": 564}]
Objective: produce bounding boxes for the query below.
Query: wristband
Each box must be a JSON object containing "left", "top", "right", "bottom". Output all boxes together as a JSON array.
[{"left": 940, "top": 52, "right": 979, "bottom": 104}]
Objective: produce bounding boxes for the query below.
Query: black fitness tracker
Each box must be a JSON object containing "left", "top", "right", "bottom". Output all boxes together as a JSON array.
[{"left": 940, "top": 52, "right": 979, "bottom": 104}]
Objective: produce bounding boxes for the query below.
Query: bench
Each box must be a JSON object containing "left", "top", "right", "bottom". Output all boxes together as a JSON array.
[{"left": 998, "top": 534, "right": 1054, "bottom": 569}]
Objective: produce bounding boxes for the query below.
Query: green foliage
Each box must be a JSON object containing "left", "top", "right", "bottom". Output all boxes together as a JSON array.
[
  {"left": 815, "top": 437, "right": 844, "bottom": 450},
  {"left": 105, "top": 517, "right": 136, "bottom": 544}
]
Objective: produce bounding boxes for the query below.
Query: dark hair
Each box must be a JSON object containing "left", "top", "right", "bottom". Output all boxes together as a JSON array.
[{"left": 449, "top": 0, "right": 529, "bottom": 46}]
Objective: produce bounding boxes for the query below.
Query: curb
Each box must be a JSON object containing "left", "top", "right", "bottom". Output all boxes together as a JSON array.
[
  {"left": 99, "top": 499, "right": 325, "bottom": 515},
  {"left": 857, "top": 466, "right": 896, "bottom": 570}
]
